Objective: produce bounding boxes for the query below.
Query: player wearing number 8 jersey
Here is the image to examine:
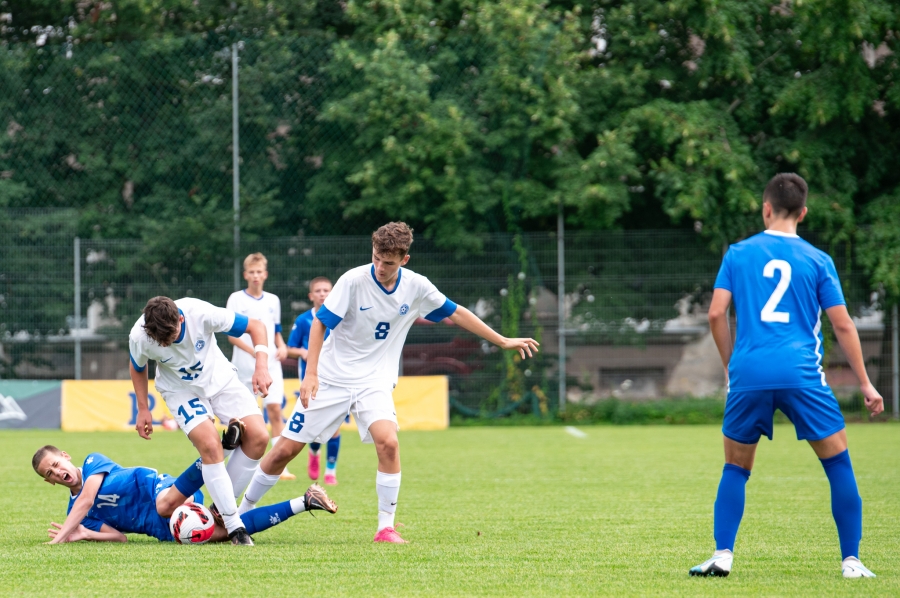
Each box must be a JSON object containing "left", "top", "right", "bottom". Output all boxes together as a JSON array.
[
  {"left": 239, "top": 222, "right": 540, "bottom": 543},
  {"left": 689, "top": 173, "right": 884, "bottom": 579}
]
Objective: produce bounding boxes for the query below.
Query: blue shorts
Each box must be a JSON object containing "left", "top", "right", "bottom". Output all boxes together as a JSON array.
[
  {"left": 722, "top": 386, "right": 846, "bottom": 444},
  {"left": 151, "top": 474, "right": 204, "bottom": 542}
]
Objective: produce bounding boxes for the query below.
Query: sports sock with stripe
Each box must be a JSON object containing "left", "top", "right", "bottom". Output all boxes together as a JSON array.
[
  {"left": 326, "top": 435, "right": 341, "bottom": 472},
  {"left": 714, "top": 463, "right": 751, "bottom": 552},
  {"left": 820, "top": 449, "right": 862, "bottom": 559},
  {"left": 240, "top": 500, "right": 295, "bottom": 535}
]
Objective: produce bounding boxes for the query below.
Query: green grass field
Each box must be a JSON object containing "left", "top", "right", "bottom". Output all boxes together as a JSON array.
[{"left": 1, "top": 424, "right": 898, "bottom": 596}]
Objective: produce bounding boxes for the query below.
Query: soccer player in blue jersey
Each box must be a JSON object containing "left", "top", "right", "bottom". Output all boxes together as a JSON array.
[
  {"left": 33, "top": 445, "right": 336, "bottom": 544},
  {"left": 690, "top": 173, "right": 884, "bottom": 579},
  {"left": 286, "top": 276, "right": 344, "bottom": 485},
  {"left": 239, "top": 222, "right": 539, "bottom": 543}
]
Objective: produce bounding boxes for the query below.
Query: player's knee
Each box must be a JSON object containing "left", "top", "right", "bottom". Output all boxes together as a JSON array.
[
  {"left": 241, "top": 419, "right": 270, "bottom": 457},
  {"left": 375, "top": 436, "right": 399, "bottom": 460}
]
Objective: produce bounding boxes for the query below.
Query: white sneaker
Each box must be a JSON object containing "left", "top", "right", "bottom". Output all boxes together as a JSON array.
[
  {"left": 842, "top": 557, "right": 876, "bottom": 578},
  {"left": 689, "top": 550, "right": 733, "bottom": 577}
]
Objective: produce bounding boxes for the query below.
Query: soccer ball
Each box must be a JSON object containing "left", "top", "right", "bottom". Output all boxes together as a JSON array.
[{"left": 169, "top": 503, "right": 215, "bottom": 545}]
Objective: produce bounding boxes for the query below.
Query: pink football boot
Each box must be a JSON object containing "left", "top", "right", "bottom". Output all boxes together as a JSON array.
[
  {"left": 307, "top": 452, "right": 320, "bottom": 481},
  {"left": 373, "top": 527, "right": 407, "bottom": 544}
]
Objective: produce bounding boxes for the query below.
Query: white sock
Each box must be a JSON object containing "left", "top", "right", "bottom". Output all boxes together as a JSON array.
[
  {"left": 270, "top": 436, "right": 280, "bottom": 447},
  {"left": 225, "top": 446, "right": 260, "bottom": 498},
  {"left": 289, "top": 496, "right": 306, "bottom": 515},
  {"left": 714, "top": 549, "right": 733, "bottom": 557},
  {"left": 202, "top": 461, "right": 243, "bottom": 533},
  {"left": 376, "top": 471, "right": 401, "bottom": 531},
  {"left": 239, "top": 470, "right": 281, "bottom": 515},
  {"left": 223, "top": 449, "right": 234, "bottom": 460}
]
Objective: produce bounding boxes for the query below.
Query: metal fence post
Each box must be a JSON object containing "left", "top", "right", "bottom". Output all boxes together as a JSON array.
[
  {"left": 232, "top": 42, "right": 241, "bottom": 291},
  {"left": 74, "top": 236, "right": 81, "bottom": 380},
  {"left": 892, "top": 303, "right": 898, "bottom": 420},
  {"left": 557, "top": 206, "right": 566, "bottom": 412}
]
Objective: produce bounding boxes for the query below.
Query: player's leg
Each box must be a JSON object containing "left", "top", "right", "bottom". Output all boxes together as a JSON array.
[
  {"left": 691, "top": 390, "right": 772, "bottom": 577},
  {"left": 241, "top": 484, "right": 338, "bottom": 535},
  {"left": 239, "top": 382, "right": 349, "bottom": 514},
  {"left": 156, "top": 464, "right": 205, "bottom": 518},
  {"left": 355, "top": 385, "right": 405, "bottom": 543},
  {"left": 212, "top": 375, "right": 269, "bottom": 500},
  {"left": 324, "top": 428, "right": 342, "bottom": 485},
  {"left": 264, "top": 379, "right": 295, "bottom": 480},
  {"left": 783, "top": 387, "right": 874, "bottom": 577}
]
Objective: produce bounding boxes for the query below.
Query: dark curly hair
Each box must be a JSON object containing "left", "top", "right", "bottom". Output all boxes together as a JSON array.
[
  {"left": 142, "top": 296, "right": 181, "bottom": 345},
  {"left": 372, "top": 222, "right": 414, "bottom": 258}
]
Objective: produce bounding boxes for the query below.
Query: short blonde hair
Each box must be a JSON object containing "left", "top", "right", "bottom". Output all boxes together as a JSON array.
[{"left": 243, "top": 252, "right": 267, "bottom": 271}]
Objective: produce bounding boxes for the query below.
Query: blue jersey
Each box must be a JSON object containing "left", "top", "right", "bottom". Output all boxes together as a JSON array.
[
  {"left": 67, "top": 453, "right": 174, "bottom": 542},
  {"left": 714, "top": 230, "right": 845, "bottom": 391},
  {"left": 287, "top": 309, "right": 330, "bottom": 379}
]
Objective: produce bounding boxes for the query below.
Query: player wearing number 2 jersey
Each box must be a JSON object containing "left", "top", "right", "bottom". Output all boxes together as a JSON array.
[
  {"left": 239, "top": 222, "right": 540, "bottom": 543},
  {"left": 690, "top": 173, "right": 884, "bottom": 579}
]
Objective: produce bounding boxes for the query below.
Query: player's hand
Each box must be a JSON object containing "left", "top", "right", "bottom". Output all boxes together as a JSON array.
[
  {"left": 252, "top": 368, "right": 272, "bottom": 397},
  {"left": 299, "top": 373, "right": 318, "bottom": 409},
  {"left": 47, "top": 522, "right": 85, "bottom": 543},
  {"left": 860, "top": 382, "right": 884, "bottom": 417},
  {"left": 499, "top": 337, "right": 540, "bottom": 359},
  {"left": 135, "top": 408, "right": 153, "bottom": 440},
  {"left": 275, "top": 345, "right": 288, "bottom": 361}
]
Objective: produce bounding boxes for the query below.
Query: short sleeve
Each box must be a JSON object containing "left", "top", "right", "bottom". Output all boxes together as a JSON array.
[
  {"left": 714, "top": 249, "right": 734, "bottom": 292},
  {"left": 418, "top": 277, "right": 457, "bottom": 322},
  {"left": 80, "top": 517, "right": 105, "bottom": 532},
  {"left": 318, "top": 275, "right": 351, "bottom": 329},
  {"left": 817, "top": 256, "right": 846, "bottom": 309},
  {"left": 128, "top": 333, "right": 148, "bottom": 373},
  {"left": 225, "top": 292, "right": 238, "bottom": 312},
  {"left": 82, "top": 453, "right": 116, "bottom": 479},
  {"left": 286, "top": 315, "right": 304, "bottom": 348},
  {"left": 198, "top": 301, "right": 246, "bottom": 338}
]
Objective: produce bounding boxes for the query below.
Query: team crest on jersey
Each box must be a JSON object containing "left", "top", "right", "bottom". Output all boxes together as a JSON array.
[
  {"left": 399, "top": 304, "right": 410, "bottom": 316},
  {"left": 195, "top": 340, "right": 205, "bottom": 351}
]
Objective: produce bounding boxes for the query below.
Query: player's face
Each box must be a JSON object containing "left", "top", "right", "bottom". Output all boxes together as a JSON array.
[
  {"left": 37, "top": 451, "right": 80, "bottom": 489},
  {"left": 308, "top": 282, "right": 332, "bottom": 309},
  {"left": 243, "top": 265, "right": 268, "bottom": 289},
  {"left": 372, "top": 250, "right": 410, "bottom": 285}
]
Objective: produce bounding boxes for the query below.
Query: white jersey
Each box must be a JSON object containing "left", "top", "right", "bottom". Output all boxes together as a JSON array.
[
  {"left": 225, "top": 289, "right": 281, "bottom": 381},
  {"left": 315, "top": 264, "right": 456, "bottom": 387},
  {"left": 129, "top": 298, "right": 248, "bottom": 397}
]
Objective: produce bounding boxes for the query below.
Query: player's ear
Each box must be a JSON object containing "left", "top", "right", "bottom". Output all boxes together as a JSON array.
[
  {"left": 61, "top": 451, "right": 71, "bottom": 462},
  {"left": 796, "top": 206, "right": 808, "bottom": 223},
  {"left": 401, "top": 254, "right": 410, "bottom": 266}
]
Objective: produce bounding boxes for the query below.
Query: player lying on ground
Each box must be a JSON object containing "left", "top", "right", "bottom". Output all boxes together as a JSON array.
[
  {"left": 227, "top": 253, "right": 295, "bottom": 481},
  {"left": 238, "top": 222, "right": 540, "bottom": 544},
  {"left": 690, "top": 173, "right": 883, "bottom": 579},
  {"left": 129, "top": 296, "right": 274, "bottom": 545},
  {"left": 33, "top": 445, "right": 337, "bottom": 544},
  {"left": 286, "top": 276, "right": 345, "bottom": 485}
]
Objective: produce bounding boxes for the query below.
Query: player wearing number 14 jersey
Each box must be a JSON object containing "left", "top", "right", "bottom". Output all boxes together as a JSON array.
[
  {"left": 690, "top": 173, "right": 883, "bottom": 579},
  {"left": 239, "top": 222, "right": 539, "bottom": 543}
]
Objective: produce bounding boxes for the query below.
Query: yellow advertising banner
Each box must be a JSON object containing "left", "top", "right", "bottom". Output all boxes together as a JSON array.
[{"left": 61, "top": 376, "right": 448, "bottom": 433}]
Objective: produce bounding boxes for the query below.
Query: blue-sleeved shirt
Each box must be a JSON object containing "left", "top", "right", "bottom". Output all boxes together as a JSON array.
[
  {"left": 286, "top": 309, "right": 330, "bottom": 379},
  {"left": 714, "top": 230, "right": 846, "bottom": 391},
  {"left": 67, "top": 453, "right": 173, "bottom": 542}
]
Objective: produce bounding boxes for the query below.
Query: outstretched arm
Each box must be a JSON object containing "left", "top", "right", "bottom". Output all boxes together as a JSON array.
[
  {"left": 48, "top": 522, "right": 126, "bottom": 543},
  {"left": 46, "top": 473, "right": 104, "bottom": 544},
  {"left": 826, "top": 305, "right": 884, "bottom": 416},
  {"left": 447, "top": 305, "right": 539, "bottom": 359}
]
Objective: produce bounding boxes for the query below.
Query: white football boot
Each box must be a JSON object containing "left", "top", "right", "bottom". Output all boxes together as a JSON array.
[
  {"left": 689, "top": 550, "right": 733, "bottom": 577},
  {"left": 842, "top": 557, "right": 876, "bottom": 578}
]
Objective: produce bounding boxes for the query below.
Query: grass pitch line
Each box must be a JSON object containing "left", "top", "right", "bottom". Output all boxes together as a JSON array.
[{"left": 565, "top": 426, "right": 587, "bottom": 438}]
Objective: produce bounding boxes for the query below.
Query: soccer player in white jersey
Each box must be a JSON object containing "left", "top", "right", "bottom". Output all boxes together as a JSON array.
[
  {"left": 238, "top": 222, "right": 539, "bottom": 543},
  {"left": 226, "top": 253, "right": 294, "bottom": 481},
  {"left": 689, "top": 174, "right": 883, "bottom": 578},
  {"left": 129, "top": 296, "right": 273, "bottom": 545}
]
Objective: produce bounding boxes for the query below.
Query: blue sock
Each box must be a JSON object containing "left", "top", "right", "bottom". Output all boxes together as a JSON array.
[
  {"left": 192, "top": 490, "right": 204, "bottom": 504},
  {"left": 173, "top": 458, "right": 204, "bottom": 498},
  {"left": 326, "top": 434, "right": 341, "bottom": 469},
  {"left": 309, "top": 442, "right": 321, "bottom": 454},
  {"left": 240, "top": 500, "right": 295, "bottom": 536},
  {"left": 820, "top": 449, "right": 862, "bottom": 559},
  {"left": 714, "top": 463, "right": 751, "bottom": 551}
]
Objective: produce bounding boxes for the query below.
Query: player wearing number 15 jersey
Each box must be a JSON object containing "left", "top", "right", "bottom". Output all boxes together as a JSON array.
[
  {"left": 690, "top": 173, "right": 883, "bottom": 579},
  {"left": 239, "top": 222, "right": 540, "bottom": 543}
]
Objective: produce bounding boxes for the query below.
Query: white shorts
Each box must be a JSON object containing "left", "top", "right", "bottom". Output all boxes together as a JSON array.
[
  {"left": 162, "top": 374, "right": 260, "bottom": 436},
  {"left": 281, "top": 381, "right": 398, "bottom": 445},
  {"left": 238, "top": 363, "right": 285, "bottom": 407}
]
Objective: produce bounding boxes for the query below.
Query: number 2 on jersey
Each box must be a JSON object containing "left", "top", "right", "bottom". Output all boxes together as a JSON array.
[
  {"left": 761, "top": 259, "right": 791, "bottom": 323},
  {"left": 374, "top": 322, "right": 390, "bottom": 340}
]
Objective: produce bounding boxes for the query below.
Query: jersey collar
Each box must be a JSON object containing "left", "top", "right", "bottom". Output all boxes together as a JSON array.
[
  {"left": 173, "top": 309, "right": 186, "bottom": 344},
  {"left": 763, "top": 229, "right": 799, "bottom": 238},
  {"left": 371, "top": 265, "right": 402, "bottom": 295},
  {"left": 242, "top": 289, "right": 265, "bottom": 301}
]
